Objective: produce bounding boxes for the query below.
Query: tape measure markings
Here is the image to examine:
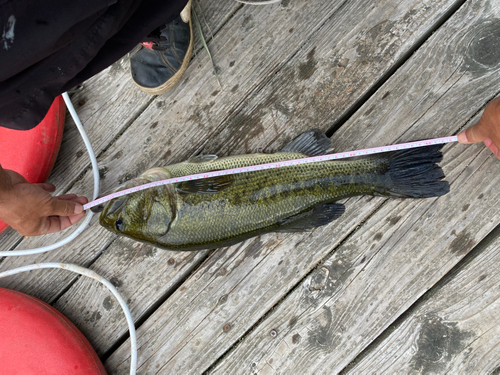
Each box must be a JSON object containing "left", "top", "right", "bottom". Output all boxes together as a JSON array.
[{"left": 83, "top": 136, "right": 457, "bottom": 210}]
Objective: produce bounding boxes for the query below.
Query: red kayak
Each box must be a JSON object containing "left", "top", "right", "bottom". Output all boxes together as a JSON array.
[
  {"left": 0, "top": 96, "right": 65, "bottom": 234},
  {"left": 0, "top": 287, "right": 106, "bottom": 374}
]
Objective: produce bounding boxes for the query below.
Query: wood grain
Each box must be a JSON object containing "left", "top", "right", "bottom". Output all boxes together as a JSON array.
[{"left": 346, "top": 230, "right": 500, "bottom": 374}]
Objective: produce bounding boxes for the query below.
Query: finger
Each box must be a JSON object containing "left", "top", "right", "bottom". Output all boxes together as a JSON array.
[
  {"left": 467, "top": 125, "right": 485, "bottom": 143},
  {"left": 458, "top": 127, "right": 480, "bottom": 144},
  {"left": 74, "top": 196, "right": 89, "bottom": 205},
  {"left": 42, "top": 212, "right": 86, "bottom": 234},
  {"left": 33, "top": 183, "right": 56, "bottom": 192},
  {"left": 459, "top": 122, "right": 489, "bottom": 144},
  {"left": 6, "top": 172, "right": 29, "bottom": 185},
  {"left": 457, "top": 130, "right": 470, "bottom": 144},
  {"left": 484, "top": 138, "right": 500, "bottom": 159},
  {"left": 56, "top": 195, "right": 89, "bottom": 206},
  {"left": 68, "top": 212, "right": 87, "bottom": 225},
  {"left": 49, "top": 197, "right": 84, "bottom": 216},
  {"left": 56, "top": 194, "right": 79, "bottom": 200},
  {"left": 458, "top": 124, "right": 484, "bottom": 144}
]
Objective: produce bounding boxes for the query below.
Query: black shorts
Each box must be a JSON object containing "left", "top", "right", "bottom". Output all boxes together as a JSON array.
[{"left": 0, "top": 0, "right": 187, "bottom": 130}]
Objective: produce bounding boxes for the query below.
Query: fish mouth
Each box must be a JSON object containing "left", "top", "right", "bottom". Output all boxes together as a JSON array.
[{"left": 90, "top": 204, "right": 104, "bottom": 213}]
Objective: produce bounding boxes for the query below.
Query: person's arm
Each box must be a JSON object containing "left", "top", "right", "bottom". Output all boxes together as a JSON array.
[
  {"left": 0, "top": 164, "right": 87, "bottom": 236},
  {"left": 457, "top": 97, "right": 500, "bottom": 159}
]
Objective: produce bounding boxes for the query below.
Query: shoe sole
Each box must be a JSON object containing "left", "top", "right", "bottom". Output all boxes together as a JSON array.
[{"left": 132, "top": 18, "right": 194, "bottom": 95}]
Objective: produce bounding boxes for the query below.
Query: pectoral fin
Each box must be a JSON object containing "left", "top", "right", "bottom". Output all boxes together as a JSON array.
[
  {"left": 176, "top": 175, "right": 234, "bottom": 194},
  {"left": 280, "top": 129, "right": 332, "bottom": 156},
  {"left": 275, "top": 203, "right": 345, "bottom": 232}
]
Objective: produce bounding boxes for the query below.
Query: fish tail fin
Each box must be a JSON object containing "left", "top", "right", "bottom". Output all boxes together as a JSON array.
[{"left": 375, "top": 145, "right": 449, "bottom": 198}]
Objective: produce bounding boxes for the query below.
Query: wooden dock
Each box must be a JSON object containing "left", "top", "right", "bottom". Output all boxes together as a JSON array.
[{"left": 2, "top": 0, "right": 500, "bottom": 373}]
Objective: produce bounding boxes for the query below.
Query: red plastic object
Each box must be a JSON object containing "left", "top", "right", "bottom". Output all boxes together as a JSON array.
[
  {"left": 0, "top": 96, "right": 65, "bottom": 234},
  {"left": 0, "top": 287, "right": 106, "bottom": 374}
]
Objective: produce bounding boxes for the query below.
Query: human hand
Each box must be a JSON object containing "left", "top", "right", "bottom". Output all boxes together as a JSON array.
[
  {"left": 0, "top": 166, "right": 88, "bottom": 236},
  {"left": 457, "top": 97, "right": 500, "bottom": 159}
]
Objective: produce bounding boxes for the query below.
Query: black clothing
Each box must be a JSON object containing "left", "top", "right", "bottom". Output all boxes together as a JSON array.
[{"left": 0, "top": 0, "right": 187, "bottom": 130}]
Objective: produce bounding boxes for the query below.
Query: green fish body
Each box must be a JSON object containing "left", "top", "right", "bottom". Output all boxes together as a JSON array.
[{"left": 98, "top": 130, "right": 449, "bottom": 250}]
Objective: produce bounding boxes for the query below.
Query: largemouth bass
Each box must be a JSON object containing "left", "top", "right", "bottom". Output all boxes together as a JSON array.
[{"left": 96, "top": 130, "right": 449, "bottom": 250}]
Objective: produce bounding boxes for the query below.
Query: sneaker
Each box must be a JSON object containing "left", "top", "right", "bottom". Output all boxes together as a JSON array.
[{"left": 130, "top": 0, "right": 193, "bottom": 95}]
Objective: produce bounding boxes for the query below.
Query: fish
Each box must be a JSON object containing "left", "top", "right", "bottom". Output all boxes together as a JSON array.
[{"left": 96, "top": 129, "right": 449, "bottom": 251}]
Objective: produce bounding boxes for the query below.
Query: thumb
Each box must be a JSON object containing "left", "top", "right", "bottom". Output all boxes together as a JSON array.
[
  {"left": 49, "top": 197, "right": 84, "bottom": 216},
  {"left": 457, "top": 122, "right": 487, "bottom": 144}
]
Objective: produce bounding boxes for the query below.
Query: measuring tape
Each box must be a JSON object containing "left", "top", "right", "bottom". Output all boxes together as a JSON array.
[{"left": 83, "top": 136, "right": 458, "bottom": 211}]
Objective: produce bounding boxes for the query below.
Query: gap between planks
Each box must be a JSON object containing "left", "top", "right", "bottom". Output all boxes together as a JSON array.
[
  {"left": 191, "top": 0, "right": 353, "bottom": 156},
  {"left": 325, "top": 0, "right": 468, "bottom": 138},
  {"left": 99, "top": 250, "right": 213, "bottom": 362}
]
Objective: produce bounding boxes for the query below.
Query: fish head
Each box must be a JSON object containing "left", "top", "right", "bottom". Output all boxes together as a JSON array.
[{"left": 99, "top": 168, "right": 175, "bottom": 243}]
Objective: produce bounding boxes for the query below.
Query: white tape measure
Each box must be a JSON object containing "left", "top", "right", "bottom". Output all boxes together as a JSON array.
[{"left": 83, "top": 136, "right": 457, "bottom": 211}]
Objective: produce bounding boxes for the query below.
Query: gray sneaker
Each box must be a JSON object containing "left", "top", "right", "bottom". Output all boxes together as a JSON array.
[{"left": 130, "top": 3, "right": 193, "bottom": 95}]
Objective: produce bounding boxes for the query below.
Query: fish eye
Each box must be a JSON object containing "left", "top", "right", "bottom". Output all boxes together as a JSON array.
[{"left": 115, "top": 219, "right": 124, "bottom": 232}]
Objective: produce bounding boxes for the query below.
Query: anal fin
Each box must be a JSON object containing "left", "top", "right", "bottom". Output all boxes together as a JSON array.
[{"left": 275, "top": 203, "right": 345, "bottom": 232}]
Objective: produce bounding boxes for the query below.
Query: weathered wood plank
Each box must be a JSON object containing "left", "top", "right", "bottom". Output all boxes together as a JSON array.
[
  {"left": 346, "top": 230, "right": 500, "bottom": 374},
  {"left": 103, "top": 0, "right": 480, "bottom": 372},
  {"left": 210, "top": 1, "right": 500, "bottom": 373},
  {"left": 0, "top": 0, "right": 240, "bottom": 300}
]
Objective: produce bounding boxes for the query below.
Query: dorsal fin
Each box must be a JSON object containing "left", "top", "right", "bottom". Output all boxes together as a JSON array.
[
  {"left": 280, "top": 129, "right": 332, "bottom": 156},
  {"left": 176, "top": 175, "right": 233, "bottom": 195},
  {"left": 186, "top": 155, "right": 218, "bottom": 163}
]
